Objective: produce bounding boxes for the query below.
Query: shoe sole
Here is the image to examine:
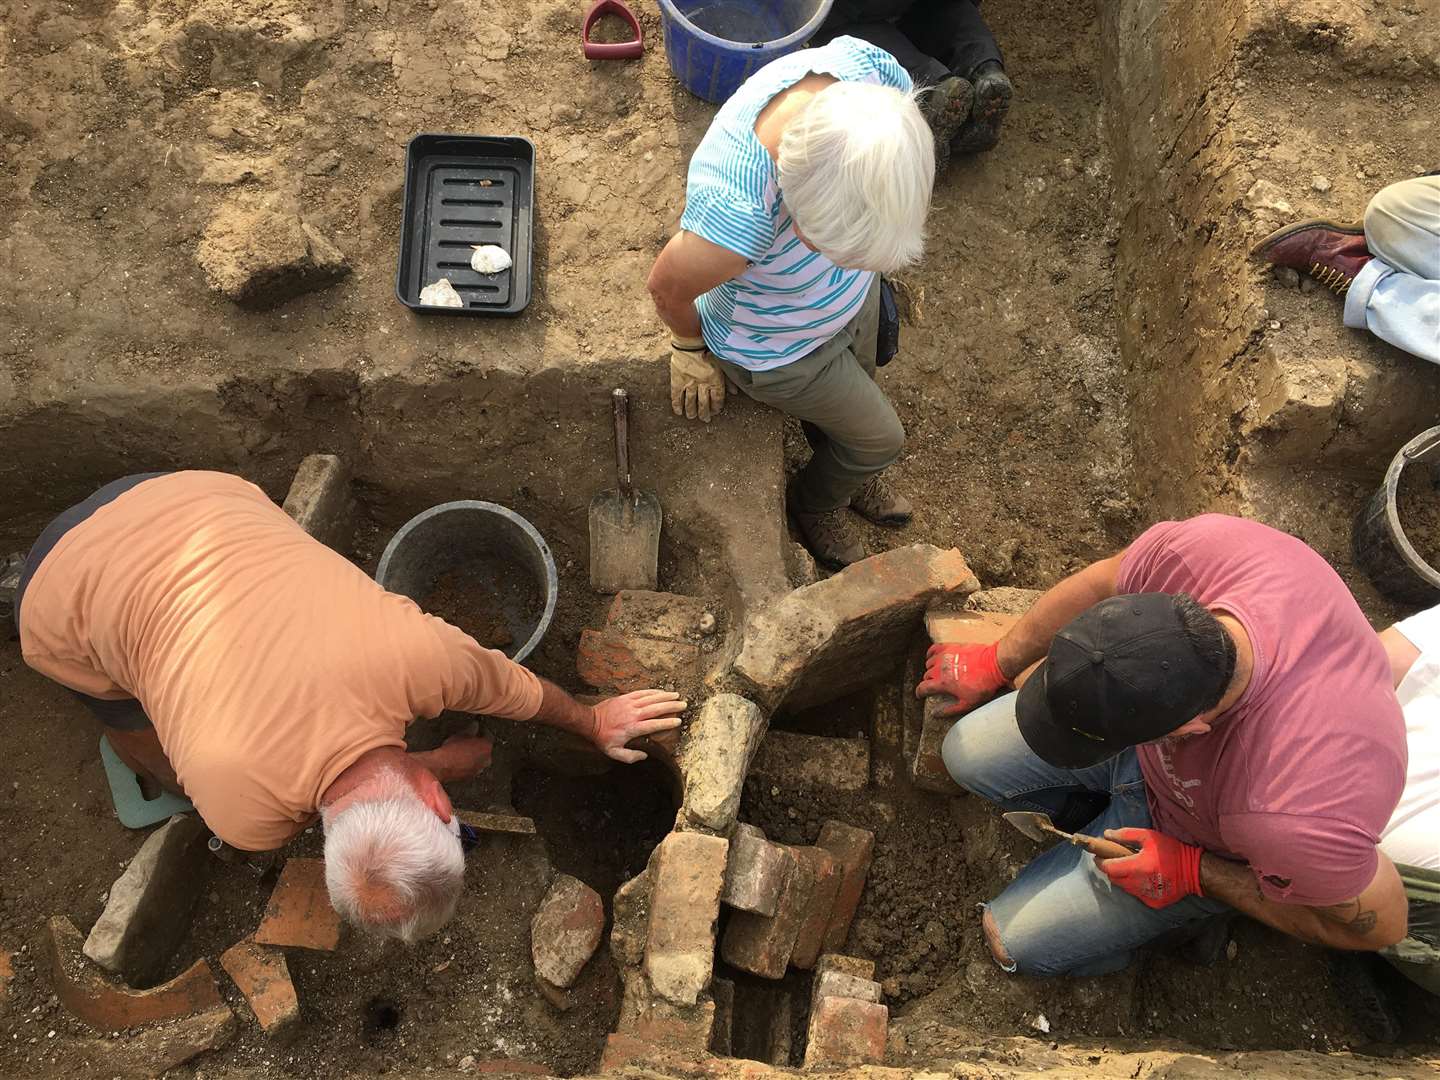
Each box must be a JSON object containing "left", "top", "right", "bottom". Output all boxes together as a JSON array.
[
  {"left": 853, "top": 508, "right": 913, "bottom": 527},
  {"left": 928, "top": 76, "right": 974, "bottom": 170},
  {"left": 1251, "top": 217, "right": 1365, "bottom": 257}
]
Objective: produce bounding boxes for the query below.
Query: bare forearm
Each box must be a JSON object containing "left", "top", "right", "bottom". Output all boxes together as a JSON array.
[
  {"left": 651, "top": 291, "right": 702, "bottom": 340},
  {"left": 995, "top": 554, "right": 1124, "bottom": 679},
  {"left": 1199, "top": 854, "right": 1398, "bottom": 951},
  {"left": 531, "top": 678, "right": 600, "bottom": 742}
]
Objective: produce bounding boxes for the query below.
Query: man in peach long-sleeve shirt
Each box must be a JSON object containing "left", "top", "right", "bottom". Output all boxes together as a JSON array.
[{"left": 15, "top": 471, "right": 685, "bottom": 941}]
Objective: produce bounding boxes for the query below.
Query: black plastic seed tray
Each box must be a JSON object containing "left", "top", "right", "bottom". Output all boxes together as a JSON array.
[{"left": 396, "top": 133, "right": 535, "bottom": 316}]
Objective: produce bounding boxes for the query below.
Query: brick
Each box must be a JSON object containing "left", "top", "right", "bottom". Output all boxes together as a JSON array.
[
  {"left": 910, "top": 694, "right": 965, "bottom": 796},
  {"left": 84, "top": 814, "right": 209, "bottom": 987},
  {"left": 643, "top": 831, "right": 728, "bottom": 1005},
  {"left": 813, "top": 968, "right": 882, "bottom": 1006},
  {"left": 803, "top": 995, "right": 888, "bottom": 1068},
  {"left": 733, "top": 544, "right": 978, "bottom": 711},
  {"left": 609, "top": 865, "right": 652, "bottom": 970},
  {"left": 788, "top": 847, "right": 841, "bottom": 970},
  {"left": 617, "top": 969, "right": 715, "bottom": 1053},
  {"left": 220, "top": 939, "right": 299, "bottom": 1039},
  {"left": 722, "top": 823, "right": 788, "bottom": 916},
  {"left": 817, "top": 821, "right": 875, "bottom": 955},
  {"left": 720, "top": 846, "right": 813, "bottom": 979},
  {"left": 67, "top": 1005, "right": 236, "bottom": 1078},
  {"left": 577, "top": 628, "right": 700, "bottom": 694},
  {"left": 531, "top": 874, "right": 604, "bottom": 989},
  {"left": 606, "top": 590, "right": 715, "bottom": 641},
  {"left": 48, "top": 916, "right": 225, "bottom": 1031},
  {"left": 254, "top": 858, "right": 341, "bottom": 951},
  {"left": 600, "top": 1032, "right": 666, "bottom": 1071},
  {"left": 817, "top": 953, "right": 876, "bottom": 981},
  {"left": 966, "top": 586, "right": 1043, "bottom": 616},
  {"left": 281, "top": 453, "right": 353, "bottom": 553},
  {"left": 709, "top": 976, "right": 734, "bottom": 1056},
  {"left": 457, "top": 810, "right": 537, "bottom": 835},
  {"left": 679, "top": 694, "right": 766, "bottom": 833},
  {"left": 748, "top": 730, "right": 869, "bottom": 794},
  {"left": 923, "top": 606, "right": 1017, "bottom": 647}
]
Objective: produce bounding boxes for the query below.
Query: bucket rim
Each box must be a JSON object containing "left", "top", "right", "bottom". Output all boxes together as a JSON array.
[
  {"left": 657, "top": 0, "right": 835, "bottom": 53},
  {"left": 375, "top": 499, "right": 559, "bottom": 665},
  {"left": 1381, "top": 425, "right": 1440, "bottom": 592}
]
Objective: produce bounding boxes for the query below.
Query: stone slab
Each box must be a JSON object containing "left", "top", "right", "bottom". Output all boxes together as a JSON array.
[
  {"left": 531, "top": 874, "right": 604, "bottom": 989},
  {"left": 747, "top": 730, "right": 869, "bottom": 794},
  {"left": 84, "top": 814, "right": 209, "bottom": 988},
  {"left": 457, "top": 810, "right": 537, "bottom": 835},
  {"left": 254, "top": 858, "right": 341, "bottom": 952},
  {"left": 643, "top": 831, "right": 728, "bottom": 1006},
  {"left": 679, "top": 693, "right": 766, "bottom": 834},
  {"left": 281, "top": 453, "right": 353, "bottom": 554},
  {"left": 816, "top": 821, "right": 876, "bottom": 955}
]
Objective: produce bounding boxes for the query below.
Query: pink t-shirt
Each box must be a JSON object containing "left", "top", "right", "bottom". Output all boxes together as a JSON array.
[{"left": 1118, "top": 515, "right": 1406, "bottom": 906}]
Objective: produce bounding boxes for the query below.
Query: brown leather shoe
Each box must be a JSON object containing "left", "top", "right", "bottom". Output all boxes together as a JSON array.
[
  {"left": 1253, "top": 219, "right": 1372, "bottom": 294},
  {"left": 850, "top": 473, "right": 913, "bottom": 526}
]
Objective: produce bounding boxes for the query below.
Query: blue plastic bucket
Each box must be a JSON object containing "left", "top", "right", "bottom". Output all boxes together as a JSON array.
[{"left": 658, "top": 0, "right": 835, "bottom": 104}]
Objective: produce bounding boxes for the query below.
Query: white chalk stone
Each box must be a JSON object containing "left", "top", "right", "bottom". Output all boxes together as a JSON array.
[
  {"left": 419, "top": 278, "right": 464, "bottom": 307},
  {"left": 469, "top": 245, "right": 513, "bottom": 274}
]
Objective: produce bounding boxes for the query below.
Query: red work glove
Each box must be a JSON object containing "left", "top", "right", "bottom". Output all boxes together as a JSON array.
[
  {"left": 1095, "top": 828, "right": 1204, "bottom": 909},
  {"left": 915, "top": 641, "right": 1010, "bottom": 717}
]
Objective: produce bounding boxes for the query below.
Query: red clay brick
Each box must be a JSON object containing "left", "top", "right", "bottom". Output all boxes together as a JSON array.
[
  {"left": 788, "top": 847, "right": 841, "bottom": 970},
  {"left": 48, "top": 916, "right": 225, "bottom": 1031},
  {"left": 720, "top": 845, "right": 812, "bottom": 979},
  {"left": 643, "top": 831, "right": 728, "bottom": 1005},
  {"left": 722, "top": 824, "right": 788, "bottom": 916},
  {"left": 220, "top": 938, "right": 299, "bottom": 1038},
  {"left": 577, "top": 628, "right": 700, "bottom": 693},
  {"left": 531, "top": 874, "right": 604, "bottom": 989},
  {"left": 911, "top": 694, "right": 966, "bottom": 796},
  {"left": 617, "top": 970, "right": 715, "bottom": 1053},
  {"left": 803, "top": 995, "right": 888, "bottom": 1067},
  {"left": 816, "top": 821, "right": 876, "bottom": 955},
  {"left": 924, "top": 608, "right": 1018, "bottom": 646},
  {"left": 254, "top": 858, "right": 341, "bottom": 952}
]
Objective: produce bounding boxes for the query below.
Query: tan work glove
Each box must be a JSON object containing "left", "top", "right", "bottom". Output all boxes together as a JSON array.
[{"left": 670, "top": 335, "right": 726, "bottom": 423}]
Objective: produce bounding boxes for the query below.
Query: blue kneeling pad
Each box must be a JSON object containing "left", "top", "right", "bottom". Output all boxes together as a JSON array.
[{"left": 99, "top": 734, "right": 194, "bottom": 828}]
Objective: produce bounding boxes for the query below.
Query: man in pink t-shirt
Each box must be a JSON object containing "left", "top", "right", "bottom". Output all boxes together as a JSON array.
[{"left": 919, "top": 513, "right": 1409, "bottom": 976}]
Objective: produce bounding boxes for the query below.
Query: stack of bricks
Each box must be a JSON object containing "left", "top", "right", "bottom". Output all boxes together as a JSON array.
[
  {"left": 718, "top": 820, "right": 875, "bottom": 982},
  {"left": 803, "top": 954, "right": 888, "bottom": 1067}
]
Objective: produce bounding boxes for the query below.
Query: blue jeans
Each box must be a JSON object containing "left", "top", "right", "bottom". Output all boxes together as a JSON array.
[
  {"left": 942, "top": 692, "right": 1229, "bottom": 976},
  {"left": 1344, "top": 176, "right": 1440, "bottom": 364}
]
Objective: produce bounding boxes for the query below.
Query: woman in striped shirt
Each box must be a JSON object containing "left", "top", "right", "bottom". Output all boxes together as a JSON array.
[{"left": 646, "top": 37, "right": 935, "bottom": 568}]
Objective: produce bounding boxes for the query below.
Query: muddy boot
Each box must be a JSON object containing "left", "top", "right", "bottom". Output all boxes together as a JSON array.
[
  {"left": 1327, "top": 951, "right": 1402, "bottom": 1044},
  {"left": 1252, "top": 220, "right": 1371, "bottom": 294},
  {"left": 924, "top": 75, "right": 974, "bottom": 172},
  {"left": 951, "top": 60, "right": 1011, "bottom": 155},
  {"left": 789, "top": 483, "right": 866, "bottom": 569},
  {"left": 850, "top": 473, "right": 913, "bottom": 526}
]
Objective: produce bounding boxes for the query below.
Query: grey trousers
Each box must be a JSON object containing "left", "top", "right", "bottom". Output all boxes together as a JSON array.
[{"left": 715, "top": 281, "right": 902, "bottom": 514}]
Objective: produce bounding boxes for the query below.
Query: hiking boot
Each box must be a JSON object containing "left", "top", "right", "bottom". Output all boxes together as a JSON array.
[
  {"left": 951, "top": 60, "right": 1011, "bottom": 155},
  {"left": 850, "top": 473, "right": 913, "bottom": 526},
  {"left": 924, "top": 75, "right": 974, "bottom": 172},
  {"left": 1253, "top": 219, "right": 1371, "bottom": 295},
  {"left": 790, "top": 483, "right": 866, "bottom": 569}
]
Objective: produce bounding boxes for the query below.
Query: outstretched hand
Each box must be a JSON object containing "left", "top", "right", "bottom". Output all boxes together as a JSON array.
[
  {"left": 915, "top": 641, "right": 1010, "bottom": 717},
  {"left": 592, "top": 689, "right": 687, "bottom": 763}
]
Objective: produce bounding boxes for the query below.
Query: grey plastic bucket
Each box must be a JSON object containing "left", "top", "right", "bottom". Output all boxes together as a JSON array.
[
  {"left": 375, "top": 501, "right": 558, "bottom": 664},
  {"left": 1354, "top": 425, "right": 1440, "bottom": 605}
]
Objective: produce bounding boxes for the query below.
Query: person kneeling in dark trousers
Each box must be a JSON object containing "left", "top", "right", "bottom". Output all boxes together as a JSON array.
[{"left": 816, "top": 0, "right": 1012, "bottom": 167}]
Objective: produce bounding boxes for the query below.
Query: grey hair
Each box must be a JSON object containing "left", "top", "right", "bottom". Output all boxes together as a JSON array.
[
  {"left": 321, "top": 770, "right": 464, "bottom": 943},
  {"left": 777, "top": 80, "right": 934, "bottom": 273}
]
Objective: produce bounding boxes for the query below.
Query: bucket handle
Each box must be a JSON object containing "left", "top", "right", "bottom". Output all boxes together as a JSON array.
[
  {"left": 1402, "top": 427, "right": 1440, "bottom": 467},
  {"left": 583, "top": 0, "right": 644, "bottom": 60}
]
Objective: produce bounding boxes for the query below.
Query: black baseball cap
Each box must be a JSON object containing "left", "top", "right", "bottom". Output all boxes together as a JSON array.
[{"left": 1015, "top": 593, "right": 1229, "bottom": 768}]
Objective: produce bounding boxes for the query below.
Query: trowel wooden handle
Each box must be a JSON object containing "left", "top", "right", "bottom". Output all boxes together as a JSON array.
[
  {"left": 1072, "top": 833, "right": 1139, "bottom": 860},
  {"left": 611, "top": 388, "right": 632, "bottom": 497}
]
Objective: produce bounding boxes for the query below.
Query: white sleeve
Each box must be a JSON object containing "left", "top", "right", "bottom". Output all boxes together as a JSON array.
[{"left": 1394, "top": 604, "right": 1440, "bottom": 653}]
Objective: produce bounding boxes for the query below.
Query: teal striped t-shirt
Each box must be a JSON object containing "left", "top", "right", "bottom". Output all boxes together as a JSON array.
[{"left": 680, "top": 37, "right": 911, "bottom": 371}]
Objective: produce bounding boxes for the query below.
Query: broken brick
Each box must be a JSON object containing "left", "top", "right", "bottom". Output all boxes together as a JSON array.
[
  {"left": 610, "top": 866, "right": 653, "bottom": 971},
  {"left": 643, "top": 831, "right": 728, "bottom": 1006},
  {"left": 220, "top": 939, "right": 299, "bottom": 1039},
  {"left": 253, "top": 858, "right": 341, "bottom": 952},
  {"left": 67, "top": 1006, "right": 236, "bottom": 1078},
  {"left": 721, "top": 845, "right": 814, "bottom": 979},
  {"left": 722, "top": 823, "right": 789, "bottom": 916},
  {"left": 282, "top": 453, "right": 354, "bottom": 554},
  {"left": 817, "top": 821, "right": 876, "bottom": 955},
  {"left": 813, "top": 968, "right": 882, "bottom": 1006},
  {"left": 48, "top": 916, "right": 225, "bottom": 1031},
  {"left": 910, "top": 694, "right": 966, "bottom": 796},
  {"left": 456, "top": 810, "right": 537, "bottom": 835},
  {"left": 84, "top": 814, "right": 209, "bottom": 988},
  {"left": 679, "top": 694, "right": 766, "bottom": 833},
  {"left": 803, "top": 994, "right": 889, "bottom": 1067},
  {"left": 733, "top": 543, "right": 978, "bottom": 711},
  {"left": 817, "top": 953, "right": 876, "bottom": 981},
  {"left": 788, "top": 847, "right": 841, "bottom": 970},
  {"left": 606, "top": 590, "right": 714, "bottom": 641},
  {"left": 747, "top": 730, "right": 869, "bottom": 794},
  {"left": 617, "top": 969, "right": 715, "bottom": 1053},
  {"left": 577, "top": 628, "right": 700, "bottom": 694},
  {"left": 531, "top": 874, "right": 604, "bottom": 990},
  {"left": 923, "top": 607, "right": 1018, "bottom": 647}
]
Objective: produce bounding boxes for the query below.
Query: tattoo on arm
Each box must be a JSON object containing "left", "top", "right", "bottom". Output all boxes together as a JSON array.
[{"left": 1318, "top": 898, "right": 1378, "bottom": 936}]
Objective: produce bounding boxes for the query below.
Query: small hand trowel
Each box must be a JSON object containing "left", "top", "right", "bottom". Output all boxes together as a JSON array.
[
  {"left": 1002, "top": 811, "right": 1139, "bottom": 860},
  {"left": 589, "top": 388, "right": 662, "bottom": 593}
]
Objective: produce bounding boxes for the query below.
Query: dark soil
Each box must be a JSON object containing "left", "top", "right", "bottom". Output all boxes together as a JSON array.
[
  {"left": 1396, "top": 464, "right": 1440, "bottom": 574},
  {"left": 420, "top": 563, "right": 541, "bottom": 655}
]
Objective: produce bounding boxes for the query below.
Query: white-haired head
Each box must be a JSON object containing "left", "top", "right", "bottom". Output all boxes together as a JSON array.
[
  {"left": 777, "top": 81, "right": 935, "bottom": 273},
  {"left": 321, "top": 768, "right": 464, "bottom": 943}
]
